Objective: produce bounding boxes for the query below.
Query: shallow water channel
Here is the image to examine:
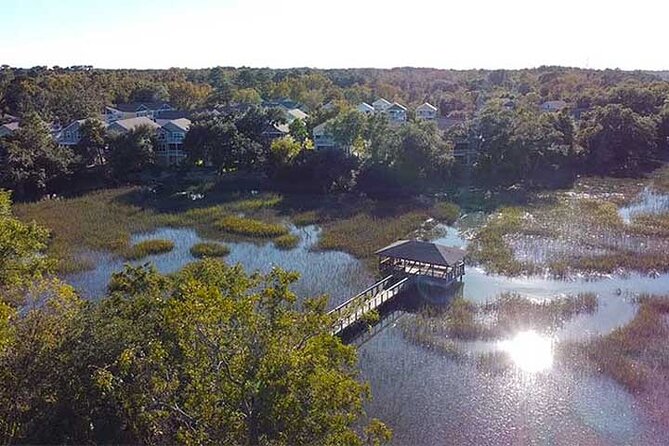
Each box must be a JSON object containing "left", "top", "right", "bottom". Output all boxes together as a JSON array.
[{"left": 64, "top": 219, "right": 669, "bottom": 444}]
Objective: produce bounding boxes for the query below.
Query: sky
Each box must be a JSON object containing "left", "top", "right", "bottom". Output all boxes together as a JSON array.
[{"left": 1, "top": 0, "right": 668, "bottom": 70}]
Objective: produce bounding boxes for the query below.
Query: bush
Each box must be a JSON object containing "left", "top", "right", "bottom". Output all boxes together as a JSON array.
[
  {"left": 431, "top": 202, "right": 460, "bottom": 224},
  {"left": 190, "top": 242, "right": 230, "bottom": 258},
  {"left": 124, "top": 239, "right": 174, "bottom": 260},
  {"left": 274, "top": 234, "right": 299, "bottom": 250},
  {"left": 215, "top": 215, "right": 289, "bottom": 238}
]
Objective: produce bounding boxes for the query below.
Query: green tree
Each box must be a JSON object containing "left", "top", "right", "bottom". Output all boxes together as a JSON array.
[
  {"left": 289, "top": 118, "right": 309, "bottom": 143},
  {"left": 0, "top": 113, "right": 74, "bottom": 198},
  {"left": 578, "top": 104, "right": 658, "bottom": 175},
  {"left": 108, "top": 125, "right": 157, "bottom": 178},
  {"left": 75, "top": 118, "right": 108, "bottom": 168},
  {"left": 232, "top": 88, "right": 262, "bottom": 105},
  {"left": 270, "top": 136, "right": 302, "bottom": 168},
  {"left": 95, "top": 261, "right": 389, "bottom": 445}
]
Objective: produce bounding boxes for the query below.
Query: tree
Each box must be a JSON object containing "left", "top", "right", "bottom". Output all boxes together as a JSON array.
[
  {"left": 289, "top": 118, "right": 309, "bottom": 143},
  {"left": 391, "top": 121, "right": 453, "bottom": 187},
  {"left": 232, "top": 88, "right": 262, "bottom": 104},
  {"left": 0, "top": 190, "right": 52, "bottom": 300},
  {"left": 328, "top": 110, "right": 367, "bottom": 153},
  {"left": 184, "top": 115, "right": 263, "bottom": 172},
  {"left": 108, "top": 125, "right": 157, "bottom": 178},
  {"left": 93, "top": 261, "right": 389, "bottom": 445},
  {"left": 167, "top": 81, "right": 212, "bottom": 110},
  {"left": 75, "top": 119, "right": 108, "bottom": 168},
  {"left": 0, "top": 113, "right": 74, "bottom": 198},
  {"left": 578, "top": 104, "right": 658, "bottom": 176},
  {"left": 270, "top": 136, "right": 302, "bottom": 168}
]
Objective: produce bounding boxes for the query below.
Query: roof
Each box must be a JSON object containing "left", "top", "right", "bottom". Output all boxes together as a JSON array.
[
  {"left": 109, "top": 102, "right": 173, "bottom": 113},
  {"left": 1, "top": 122, "right": 20, "bottom": 132},
  {"left": 313, "top": 120, "right": 332, "bottom": 135},
  {"left": 417, "top": 102, "right": 438, "bottom": 112},
  {"left": 357, "top": 102, "right": 375, "bottom": 112},
  {"left": 372, "top": 98, "right": 392, "bottom": 109},
  {"left": 286, "top": 108, "right": 308, "bottom": 120},
  {"left": 155, "top": 109, "right": 190, "bottom": 120},
  {"left": 375, "top": 240, "right": 466, "bottom": 266},
  {"left": 541, "top": 100, "right": 568, "bottom": 109},
  {"left": 109, "top": 117, "right": 161, "bottom": 132},
  {"left": 158, "top": 118, "right": 191, "bottom": 132},
  {"left": 386, "top": 102, "right": 407, "bottom": 112},
  {"left": 0, "top": 113, "right": 19, "bottom": 123}
]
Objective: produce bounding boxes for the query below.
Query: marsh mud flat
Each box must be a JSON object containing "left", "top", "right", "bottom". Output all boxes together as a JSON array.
[
  {"left": 358, "top": 224, "right": 669, "bottom": 445},
  {"left": 64, "top": 225, "right": 373, "bottom": 308}
]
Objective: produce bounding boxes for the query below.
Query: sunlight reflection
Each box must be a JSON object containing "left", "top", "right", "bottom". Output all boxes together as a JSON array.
[{"left": 499, "top": 330, "right": 553, "bottom": 373}]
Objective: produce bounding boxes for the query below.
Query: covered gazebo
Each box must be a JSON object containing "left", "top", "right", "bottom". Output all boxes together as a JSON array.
[{"left": 375, "top": 240, "right": 466, "bottom": 282}]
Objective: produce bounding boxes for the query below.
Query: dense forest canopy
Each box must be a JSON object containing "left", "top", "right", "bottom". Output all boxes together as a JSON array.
[
  {"left": 0, "top": 65, "right": 665, "bottom": 124},
  {"left": 1, "top": 64, "right": 669, "bottom": 199}
]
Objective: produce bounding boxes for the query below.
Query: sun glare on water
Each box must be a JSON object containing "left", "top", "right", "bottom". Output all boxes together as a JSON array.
[{"left": 499, "top": 330, "right": 554, "bottom": 373}]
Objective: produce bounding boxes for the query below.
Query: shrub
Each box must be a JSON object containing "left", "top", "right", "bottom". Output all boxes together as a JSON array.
[
  {"left": 124, "top": 239, "right": 174, "bottom": 260},
  {"left": 190, "top": 242, "right": 230, "bottom": 258},
  {"left": 431, "top": 202, "right": 460, "bottom": 224},
  {"left": 215, "top": 215, "right": 289, "bottom": 238},
  {"left": 274, "top": 234, "right": 299, "bottom": 250}
]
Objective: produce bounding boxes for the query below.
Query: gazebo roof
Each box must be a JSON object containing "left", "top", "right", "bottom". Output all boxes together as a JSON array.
[{"left": 375, "top": 240, "right": 466, "bottom": 267}]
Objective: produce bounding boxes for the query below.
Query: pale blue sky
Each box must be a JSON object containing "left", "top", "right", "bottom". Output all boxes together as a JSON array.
[{"left": 1, "top": 0, "right": 668, "bottom": 70}]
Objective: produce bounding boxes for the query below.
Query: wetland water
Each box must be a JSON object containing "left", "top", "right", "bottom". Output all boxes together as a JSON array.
[
  {"left": 358, "top": 225, "right": 669, "bottom": 445},
  {"left": 64, "top": 213, "right": 669, "bottom": 444},
  {"left": 65, "top": 225, "right": 373, "bottom": 307}
]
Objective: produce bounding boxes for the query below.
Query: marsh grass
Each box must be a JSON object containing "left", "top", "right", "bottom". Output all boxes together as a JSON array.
[
  {"left": 215, "top": 215, "right": 289, "bottom": 238},
  {"left": 467, "top": 207, "right": 526, "bottom": 275},
  {"left": 430, "top": 202, "right": 460, "bottom": 224},
  {"left": 471, "top": 171, "right": 669, "bottom": 277},
  {"left": 273, "top": 234, "right": 299, "bottom": 250},
  {"left": 14, "top": 186, "right": 436, "bottom": 275},
  {"left": 190, "top": 242, "right": 230, "bottom": 258},
  {"left": 318, "top": 210, "right": 428, "bottom": 269},
  {"left": 403, "top": 293, "right": 597, "bottom": 346},
  {"left": 559, "top": 295, "right": 669, "bottom": 393},
  {"left": 124, "top": 239, "right": 174, "bottom": 260}
]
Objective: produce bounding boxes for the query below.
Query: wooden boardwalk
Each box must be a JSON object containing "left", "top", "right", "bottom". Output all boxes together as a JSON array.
[
  {"left": 329, "top": 276, "right": 409, "bottom": 335},
  {"left": 328, "top": 239, "right": 466, "bottom": 338}
]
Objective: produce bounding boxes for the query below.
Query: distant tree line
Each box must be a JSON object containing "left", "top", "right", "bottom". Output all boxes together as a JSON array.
[{"left": 1, "top": 65, "right": 669, "bottom": 199}]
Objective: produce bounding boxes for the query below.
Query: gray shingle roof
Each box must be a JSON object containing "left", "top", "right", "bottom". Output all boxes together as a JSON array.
[{"left": 375, "top": 240, "right": 466, "bottom": 266}]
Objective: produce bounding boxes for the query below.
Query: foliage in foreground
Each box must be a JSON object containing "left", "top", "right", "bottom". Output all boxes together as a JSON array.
[{"left": 0, "top": 260, "right": 390, "bottom": 445}]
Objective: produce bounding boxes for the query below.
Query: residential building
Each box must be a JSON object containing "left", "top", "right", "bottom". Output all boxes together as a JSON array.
[
  {"left": 262, "top": 122, "right": 290, "bottom": 141},
  {"left": 107, "top": 116, "right": 161, "bottom": 135},
  {"left": 156, "top": 118, "right": 191, "bottom": 166},
  {"left": 357, "top": 102, "right": 375, "bottom": 115},
  {"left": 416, "top": 102, "right": 438, "bottom": 121},
  {"left": 384, "top": 102, "right": 408, "bottom": 124},
  {"left": 372, "top": 98, "right": 392, "bottom": 113},
  {"left": 0, "top": 121, "right": 20, "bottom": 138},
  {"left": 312, "top": 121, "right": 337, "bottom": 150},
  {"left": 284, "top": 108, "right": 309, "bottom": 123},
  {"left": 103, "top": 102, "right": 175, "bottom": 123},
  {"left": 55, "top": 119, "right": 89, "bottom": 146},
  {"left": 541, "top": 100, "right": 568, "bottom": 113}
]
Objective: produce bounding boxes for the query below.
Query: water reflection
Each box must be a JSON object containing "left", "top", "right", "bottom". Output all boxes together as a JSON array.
[
  {"left": 64, "top": 225, "right": 372, "bottom": 307},
  {"left": 498, "top": 331, "right": 553, "bottom": 373}
]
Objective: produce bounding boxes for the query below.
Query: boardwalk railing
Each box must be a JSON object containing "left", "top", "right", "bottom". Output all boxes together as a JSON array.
[{"left": 329, "top": 276, "right": 409, "bottom": 335}]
